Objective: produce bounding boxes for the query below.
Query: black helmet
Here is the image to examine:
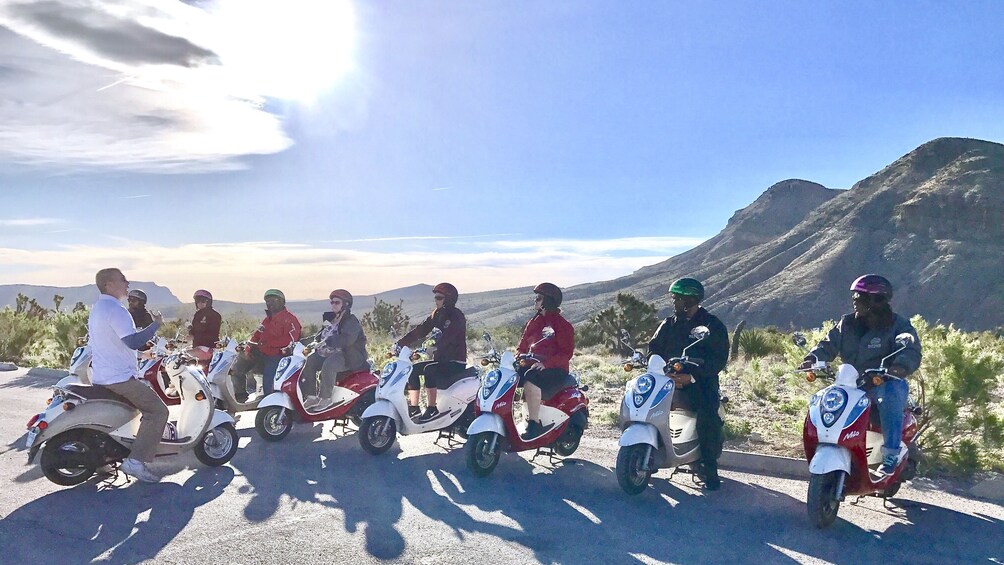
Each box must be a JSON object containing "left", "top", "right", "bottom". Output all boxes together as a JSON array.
[
  {"left": 533, "top": 282, "right": 563, "bottom": 307},
  {"left": 127, "top": 289, "right": 147, "bottom": 303}
]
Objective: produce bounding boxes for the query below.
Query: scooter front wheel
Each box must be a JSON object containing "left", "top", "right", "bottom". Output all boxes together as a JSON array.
[
  {"left": 256, "top": 406, "right": 293, "bottom": 441},
  {"left": 466, "top": 432, "right": 502, "bottom": 477},
  {"left": 807, "top": 471, "right": 842, "bottom": 528},
  {"left": 40, "top": 430, "right": 100, "bottom": 486},
  {"left": 615, "top": 444, "right": 653, "bottom": 495},
  {"left": 359, "top": 416, "right": 396, "bottom": 455},
  {"left": 195, "top": 422, "right": 238, "bottom": 466}
]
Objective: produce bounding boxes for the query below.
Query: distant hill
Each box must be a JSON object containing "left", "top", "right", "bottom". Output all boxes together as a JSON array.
[
  {"left": 460, "top": 137, "right": 1004, "bottom": 331},
  {"left": 0, "top": 282, "right": 180, "bottom": 310}
]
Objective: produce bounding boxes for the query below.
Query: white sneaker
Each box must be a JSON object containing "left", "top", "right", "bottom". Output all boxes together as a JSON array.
[
  {"left": 302, "top": 396, "right": 320, "bottom": 409},
  {"left": 121, "top": 458, "right": 161, "bottom": 483}
]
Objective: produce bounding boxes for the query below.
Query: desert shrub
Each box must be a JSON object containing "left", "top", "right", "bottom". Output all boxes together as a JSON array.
[
  {"left": 0, "top": 308, "right": 48, "bottom": 363},
  {"left": 49, "top": 308, "right": 90, "bottom": 366},
  {"left": 724, "top": 419, "right": 753, "bottom": 440},
  {"left": 361, "top": 298, "right": 410, "bottom": 337},
  {"left": 736, "top": 327, "right": 786, "bottom": 359},
  {"left": 577, "top": 293, "right": 659, "bottom": 353}
]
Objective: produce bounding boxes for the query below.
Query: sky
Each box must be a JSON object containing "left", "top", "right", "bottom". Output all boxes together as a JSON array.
[{"left": 1, "top": 0, "right": 1003, "bottom": 302}]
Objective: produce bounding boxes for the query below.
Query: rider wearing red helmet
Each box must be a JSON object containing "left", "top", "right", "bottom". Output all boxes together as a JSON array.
[
  {"left": 397, "top": 283, "right": 468, "bottom": 422},
  {"left": 188, "top": 289, "right": 222, "bottom": 363},
  {"left": 648, "top": 277, "right": 730, "bottom": 490},
  {"left": 300, "top": 289, "right": 369, "bottom": 412},
  {"left": 516, "top": 282, "right": 575, "bottom": 440},
  {"left": 802, "top": 274, "right": 922, "bottom": 475}
]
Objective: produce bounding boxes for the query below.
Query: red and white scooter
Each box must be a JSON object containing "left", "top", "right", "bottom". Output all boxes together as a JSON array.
[
  {"left": 797, "top": 332, "right": 923, "bottom": 528},
  {"left": 254, "top": 336, "right": 378, "bottom": 441},
  {"left": 464, "top": 331, "right": 589, "bottom": 477}
]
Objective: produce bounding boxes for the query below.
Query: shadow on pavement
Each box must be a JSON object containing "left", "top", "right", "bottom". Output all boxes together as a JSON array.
[
  {"left": 0, "top": 368, "right": 67, "bottom": 390},
  {"left": 0, "top": 467, "right": 233, "bottom": 565}
]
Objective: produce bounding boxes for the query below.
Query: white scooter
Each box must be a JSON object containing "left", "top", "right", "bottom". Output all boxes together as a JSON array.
[
  {"left": 53, "top": 335, "right": 93, "bottom": 389},
  {"left": 358, "top": 341, "right": 480, "bottom": 455},
  {"left": 615, "top": 326, "right": 725, "bottom": 495},
  {"left": 25, "top": 348, "right": 239, "bottom": 486}
]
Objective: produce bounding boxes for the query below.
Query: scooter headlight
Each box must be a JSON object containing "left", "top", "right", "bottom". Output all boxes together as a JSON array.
[
  {"left": 380, "top": 362, "right": 397, "bottom": 384},
  {"left": 633, "top": 375, "right": 654, "bottom": 395},
  {"left": 633, "top": 394, "right": 646, "bottom": 408},
  {"left": 484, "top": 369, "right": 501, "bottom": 389},
  {"left": 276, "top": 357, "right": 291, "bottom": 376},
  {"left": 821, "top": 389, "right": 846, "bottom": 412},
  {"left": 822, "top": 412, "right": 836, "bottom": 426}
]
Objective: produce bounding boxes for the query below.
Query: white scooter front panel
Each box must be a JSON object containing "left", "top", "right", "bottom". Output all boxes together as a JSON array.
[
  {"left": 273, "top": 342, "right": 307, "bottom": 393},
  {"left": 808, "top": 364, "right": 870, "bottom": 446},
  {"left": 477, "top": 351, "right": 518, "bottom": 413}
]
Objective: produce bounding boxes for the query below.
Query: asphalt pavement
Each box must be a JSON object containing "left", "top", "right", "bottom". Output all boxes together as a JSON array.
[{"left": 1, "top": 367, "right": 1002, "bottom": 564}]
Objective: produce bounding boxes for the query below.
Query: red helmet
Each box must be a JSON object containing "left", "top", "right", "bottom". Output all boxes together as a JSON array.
[
  {"left": 193, "top": 289, "right": 213, "bottom": 303},
  {"left": 850, "top": 274, "right": 893, "bottom": 300},
  {"left": 329, "top": 289, "right": 353, "bottom": 309},
  {"left": 533, "top": 282, "right": 563, "bottom": 307},
  {"left": 432, "top": 282, "right": 458, "bottom": 306}
]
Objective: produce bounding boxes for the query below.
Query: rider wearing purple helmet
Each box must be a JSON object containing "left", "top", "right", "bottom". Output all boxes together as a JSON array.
[{"left": 802, "top": 274, "right": 922, "bottom": 475}]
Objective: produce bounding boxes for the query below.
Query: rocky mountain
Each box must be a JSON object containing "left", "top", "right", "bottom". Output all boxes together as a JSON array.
[
  {"left": 463, "top": 137, "right": 1004, "bottom": 331},
  {"left": 0, "top": 282, "right": 180, "bottom": 310}
]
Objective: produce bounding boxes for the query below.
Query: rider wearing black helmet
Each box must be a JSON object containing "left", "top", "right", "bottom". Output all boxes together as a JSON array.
[
  {"left": 648, "top": 277, "right": 730, "bottom": 490},
  {"left": 516, "top": 282, "right": 576, "bottom": 441},
  {"left": 801, "top": 274, "right": 921, "bottom": 475},
  {"left": 127, "top": 289, "right": 154, "bottom": 329},
  {"left": 396, "top": 283, "right": 468, "bottom": 422}
]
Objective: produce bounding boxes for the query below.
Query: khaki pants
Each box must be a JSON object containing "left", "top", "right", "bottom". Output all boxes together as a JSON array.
[{"left": 105, "top": 378, "right": 169, "bottom": 463}]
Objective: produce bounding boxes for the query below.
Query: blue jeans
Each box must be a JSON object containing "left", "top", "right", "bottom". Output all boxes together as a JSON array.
[
  {"left": 232, "top": 353, "right": 283, "bottom": 396},
  {"left": 868, "top": 378, "right": 909, "bottom": 450}
]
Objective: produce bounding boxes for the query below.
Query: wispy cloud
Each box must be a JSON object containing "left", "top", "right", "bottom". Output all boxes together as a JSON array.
[
  {"left": 431, "top": 187, "right": 450, "bottom": 191},
  {"left": 0, "top": 217, "right": 61, "bottom": 226},
  {"left": 119, "top": 194, "right": 151, "bottom": 199},
  {"left": 322, "top": 233, "right": 518, "bottom": 244},
  {"left": 0, "top": 235, "right": 705, "bottom": 301},
  {"left": 0, "top": 0, "right": 356, "bottom": 172}
]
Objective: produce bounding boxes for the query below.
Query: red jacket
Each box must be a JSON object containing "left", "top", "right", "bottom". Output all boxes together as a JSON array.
[
  {"left": 517, "top": 310, "right": 574, "bottom": 372},
  {"left": 251, "top": 308, "right": 302, "bottom": 357}
]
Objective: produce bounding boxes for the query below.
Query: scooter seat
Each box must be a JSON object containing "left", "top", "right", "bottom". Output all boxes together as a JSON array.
[{"left": 65, "top": 384, "right": 133, "bottom": 405}]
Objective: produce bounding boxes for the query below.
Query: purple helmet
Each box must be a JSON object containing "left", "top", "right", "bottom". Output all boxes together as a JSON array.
[
  {"left": 850, "top": 274, "right": 893, "bottom": 300},
  {"left": 193, "top": 289, "right": 213, "bottom": 303}
]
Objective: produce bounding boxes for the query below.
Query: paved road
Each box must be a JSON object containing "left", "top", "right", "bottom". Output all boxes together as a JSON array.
[{"left": 1, "top": 368, "right": 1002, "bottom": 564}]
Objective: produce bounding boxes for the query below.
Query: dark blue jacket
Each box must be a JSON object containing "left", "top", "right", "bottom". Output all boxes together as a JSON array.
[{"left": 810, "top": 313, "right": 922, "bottom": 375}]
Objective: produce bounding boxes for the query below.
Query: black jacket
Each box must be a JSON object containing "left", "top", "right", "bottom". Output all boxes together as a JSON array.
[
  {"left": 647, "top": 307, "right": 730, "bottom": 380},
  {"left": 810, "top": 313, "right": 921, "bottom": 375}
]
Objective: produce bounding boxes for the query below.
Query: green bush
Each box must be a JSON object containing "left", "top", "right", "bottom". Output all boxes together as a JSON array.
[
  {"left": 737, "top": 327, "right": 786, "bottom": 359},
  {"left": 0, "top": 308, "right": 48, "bottom": 363},
  {"left": 49, "top": 309, "right": 90, "bottom": 366},
  {"left": 577, "top": 293, "right": 659, "bottom": 353},
  {"left": 361, "top": 298, "right": 410, "bottom": 337}
]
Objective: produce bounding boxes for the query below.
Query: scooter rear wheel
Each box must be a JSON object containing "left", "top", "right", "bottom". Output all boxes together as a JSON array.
[
  {"left": 615, "top": 444, "right": 652, "bottom": 495},
  {"left": 359, "top": 416, "right": 396, "bottom": 455},
  {"left": 807, "top": 471, "right": 842, "bottom": 528},
  {"left": 553, "top": 426, "right": 583, "bottom": 457},
  {"left": 40, "top": 430, "right": 100, "bottom": 486},
  {"left": 195, "top": 422, "right": 238, "bottom": 466},
  {"left": 256, "top": 406, "right": 293, "bottom": 442},
  {"left": 465, "top": 432, "right": 502, "bottom": 477}
]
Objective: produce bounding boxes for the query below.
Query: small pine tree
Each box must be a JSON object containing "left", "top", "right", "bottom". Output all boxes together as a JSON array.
[{"left": 361, "top": 299, "right": 411, "bottom": 337}]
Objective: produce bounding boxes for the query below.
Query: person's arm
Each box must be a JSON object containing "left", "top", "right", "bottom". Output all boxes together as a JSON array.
[
  {"left": 647, "top": 320, "right": 669, "bottom": 359},
  {"left": 517, "top": 316, "right": 539, "bottom": 354},
  {"left": 289, "top": 313, "right": 302, "bottom": 342},
  {"left": 119, "top": 312, "right": 163, "bottom": 350},
  {"left": 701, "top": 317, "right": 730, "bottom": 376},
  {"left": 326, "top": 316, "right": 363, "bottom": 349},
  {"left": 397, "top": 315, "right": 434, "bottom": 348},
  {"left": 809, "top": 318, "right": 845, "bottom": 363},
  {"left": 889, "top": 317, "right": 922, "bottom": 375},
  {"left": 205, "top": 311, "right": 222, "bottom": 343},
  {"left": 543, "top": 317, "right": 574, "bottom": 369}
]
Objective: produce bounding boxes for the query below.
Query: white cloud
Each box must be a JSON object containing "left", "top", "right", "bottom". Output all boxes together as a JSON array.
[
  {"left": 0, "top": 235, "right": 705, "bottom": 301},
  {"left": 0, "top": 217, "right": 61, "bottom": 226},
  {"left": 0, "top": 0, "right": 357, "bottom": 172}
]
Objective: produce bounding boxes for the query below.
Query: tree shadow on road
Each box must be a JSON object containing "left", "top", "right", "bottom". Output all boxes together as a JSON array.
[
  {"left": 0, "top": 368, "right": 66, "bottom": 390},
  {"left": 0, "top": 466, "right": 233, "bottom": 565}
]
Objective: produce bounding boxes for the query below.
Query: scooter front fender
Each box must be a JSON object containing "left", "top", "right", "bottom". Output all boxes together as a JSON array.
[
  {"left": 54, "top": 375, "right": 82, "bottom": 390},
  {"left": 618, "top": 422, "right": 659, "bottom": 448},
  {"left": 256, "top": 392, "right": 293, "bottom": 411},
  {"left": 809, "top": 444, "right": 852, "bottom": 475},
  {"left": 361, "top": 399, "right": 402, "bottom": 424},
  {"left": 466, "top": 413, "right": 505, "bottom": 437},
  {"left": 209, "top": 409, "right": 236, "bottom": 429}
]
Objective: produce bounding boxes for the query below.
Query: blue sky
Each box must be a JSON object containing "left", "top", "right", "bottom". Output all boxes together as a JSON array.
[{"left": 2, "top": 1, "right": 1002, "bottom": 301}]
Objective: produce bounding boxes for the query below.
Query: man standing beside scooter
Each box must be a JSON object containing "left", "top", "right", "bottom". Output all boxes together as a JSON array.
[
  {"left": 800, "top": 274, "right": 921, "bottom": 475},
  {"left": 232, "top": 289, "right": 302, "bottom": 402},
  {"left": 89, "top": 268, "right": 168, "bottom": 483},
  {"left": 648, "top": 278, "right": 730, "bottom": 491}
]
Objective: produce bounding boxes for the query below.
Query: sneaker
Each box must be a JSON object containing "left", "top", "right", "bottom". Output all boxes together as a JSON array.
[
  {"left": 164, "top": 384, "right": 179, "bottom": 397},
  {"left": 878, "top": 453, "right": 900, "bottom": 475},
  {"left": 407, "top": 406, "right": 421, "bottom": 419},
  {"left": 312, "top": 397, "right": 334, "bottom": 412},
  {"left": 520, "top": 420, "right": 543, "bottom": 441},
  {"left": 302, "top": 396, "right": 320, "bottom": 409},
  {"left": 121, "top": 458, "right": 161, "bottom": 483},
  {"left": 418, "top": 407, "right": 440, "bottom": 422}
]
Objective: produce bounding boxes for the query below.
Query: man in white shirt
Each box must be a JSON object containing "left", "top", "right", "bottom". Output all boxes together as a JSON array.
[{"left": 89, "top": 268, "right": 168, "bottom": 483}]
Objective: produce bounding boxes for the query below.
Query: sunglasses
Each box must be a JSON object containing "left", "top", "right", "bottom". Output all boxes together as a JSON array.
[
  {"left": 433, "top": 295, "right": 446, "bottom": 301},
  {"left": 329, "top": 299, "right": 343, "bottom": 305}
]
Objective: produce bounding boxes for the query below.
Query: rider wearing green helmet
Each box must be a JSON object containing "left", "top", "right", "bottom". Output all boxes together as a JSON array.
[
  {"left": 232, "top": 288, "right": 302, "bottom": 401},
  {"left": 648, "top": 277, "right": 729, "bottom": 490}
]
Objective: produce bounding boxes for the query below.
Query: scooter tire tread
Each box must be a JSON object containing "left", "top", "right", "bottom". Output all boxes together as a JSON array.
[
  {"left": 255, "top": 406, "right": 293, "bottom": 442},
  {"left": 194, "top": 422, "right": 239, "bottom": 467},
  {"left": 40, "top": 429, "right": 100, "bottom": 486}
]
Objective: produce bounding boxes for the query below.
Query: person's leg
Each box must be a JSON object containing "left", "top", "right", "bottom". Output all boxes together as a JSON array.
[
  {"left": 406, "top": 362, "right": 430, "bottom": 418},
  {"left": 878, "top": 379, "right": 909, "bottom": 472},
  {"left": 695, "top": 376, "right": 723, "bottom": 489},
  {"left": 261, "top": 355, "right": 282, "bottom": 396},
  {"left": 299, "top": 353, "right": 324, "bottom": 399},
  {"left": 104, "top": 379, "right": 169, "bottom": 482},
  {"left": 231, "top": 353, "right": 256, "bottom": 401},
  {"left": 524, "top": 382, "right": 542, "bottom": 422},
  {"left": 315, "top": 354, "right": 349, "bottom": 409}
]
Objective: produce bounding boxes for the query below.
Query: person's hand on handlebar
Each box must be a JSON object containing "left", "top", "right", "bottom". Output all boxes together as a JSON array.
[{"left": 799, "top": 355, "right": 816, "bottom": 370}]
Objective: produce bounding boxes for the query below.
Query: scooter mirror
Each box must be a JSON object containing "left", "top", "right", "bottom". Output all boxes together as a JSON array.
[
  {"left": 690, "top": 326, "right": 710, "bottom": 340},
  {"left": 792, "top": 333, "right": 807, "bottom": 347},
  {"left": 895, "top": 333, "right": 915, "bottom": 346}
]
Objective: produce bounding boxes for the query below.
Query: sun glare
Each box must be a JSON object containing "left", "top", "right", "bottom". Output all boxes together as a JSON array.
[{"left": 212, "top": 0, "right": 356, "bottom": 103}]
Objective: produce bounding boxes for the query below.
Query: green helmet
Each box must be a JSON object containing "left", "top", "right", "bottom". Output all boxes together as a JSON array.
[
  {"left": 264, "top": 289, "right": 285, "bottom": 300},
  {"left": 669, "top": 278, "right": 705, "bottom": 301}
]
